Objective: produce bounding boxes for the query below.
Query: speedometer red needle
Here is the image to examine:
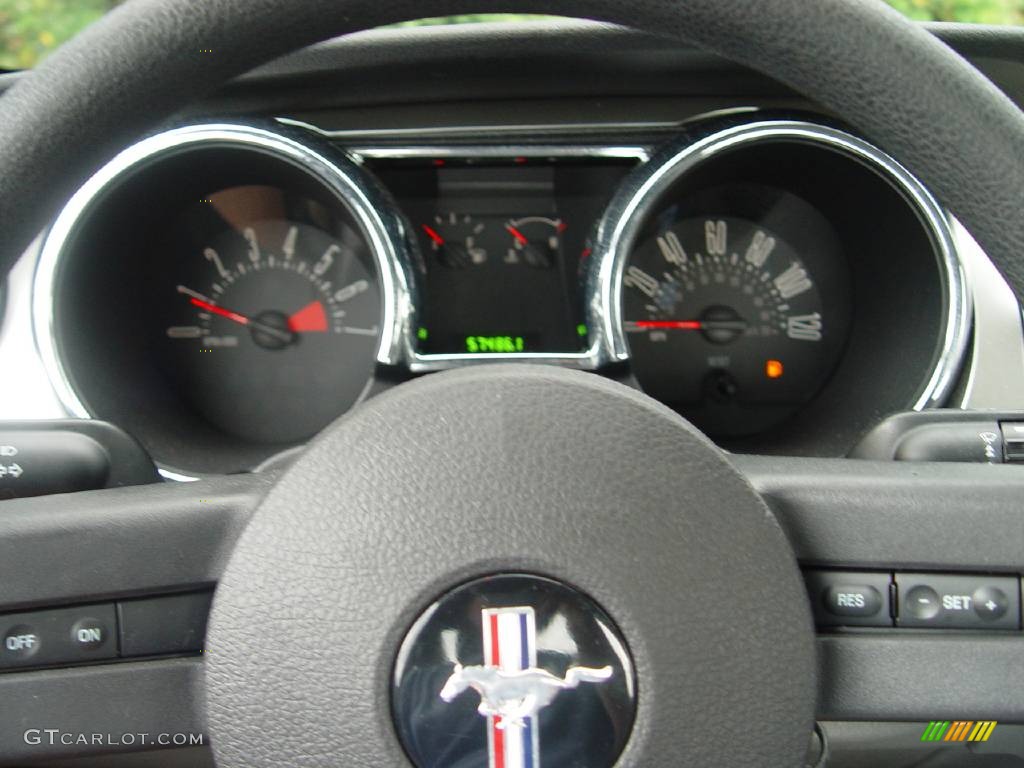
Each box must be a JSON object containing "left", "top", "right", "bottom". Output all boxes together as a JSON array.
[
  {"left": 287, "top": 300, "right": 328, "bottom": 333},
  {"left": 190, "top": 297, "right": 250, "bottom": 326},
  {"left": 632, "top": 320, "right": 704, "bottom": 330}
]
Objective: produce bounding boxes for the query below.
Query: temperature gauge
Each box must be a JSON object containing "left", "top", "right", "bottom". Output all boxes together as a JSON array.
[
  {"left": 505, "top": 216, "right": 566, "bottom": 268},
  {"left": 421, "top": 213, "right": 488, "bottom": 268}
]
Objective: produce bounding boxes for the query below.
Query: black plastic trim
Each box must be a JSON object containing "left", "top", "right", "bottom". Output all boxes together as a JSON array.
[
  {"left": 0, "top": 658, "right": 205, "bottom": 763},
  {"left": 817, "top": 633, "right": 1024, "bottom": 721},
  {"left": 0, "top": 473, "right": 271, "bottom": 612},
  {"left": 737, "top": 456, "right": 1024, "bottom": 571},
  {"left": 0, "top": 458, "right": 1023, "bottom": 760}
]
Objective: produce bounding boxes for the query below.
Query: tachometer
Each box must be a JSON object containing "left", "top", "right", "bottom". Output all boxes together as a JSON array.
[
  {"left": 622, "top": 211, "right": 849, "bottom": 436},
  {"left": 161, "top": 207, "right": 380, "bottom": 445}
]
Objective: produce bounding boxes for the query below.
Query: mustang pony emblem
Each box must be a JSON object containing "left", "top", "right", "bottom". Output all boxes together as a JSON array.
[
  {"left": 438, "top": 605, "right": 614, "bottom": 768},
  {"left": 440, "top": 662, "right": 613, "bottom": 728}
]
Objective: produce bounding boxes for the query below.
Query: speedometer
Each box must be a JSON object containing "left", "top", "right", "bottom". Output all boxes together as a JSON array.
[{"left": 622, "top": 192, "right": 851, "bottom": 437}]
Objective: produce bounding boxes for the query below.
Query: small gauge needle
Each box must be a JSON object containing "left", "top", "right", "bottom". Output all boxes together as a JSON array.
[
  {"left": 178, "top": 285, "right": 292, "bottom": 343},
  {"left": 421, "top": 224, "right": 445, "bottom": 246},
  {"left": 506, "top": 225, "right": 529, "bottom": 246}
]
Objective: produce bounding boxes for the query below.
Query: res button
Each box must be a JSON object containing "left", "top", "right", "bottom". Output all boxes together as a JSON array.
[
  {"left": 825, "top": 585, "right": 883, "bottom": 616},
  {"left": 804, "top": 570, "right": 892, "bottom": 628}
]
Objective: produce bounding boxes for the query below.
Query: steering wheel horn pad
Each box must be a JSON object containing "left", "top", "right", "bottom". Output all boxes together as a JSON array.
[{"left": 205, "top": 366, "right": 815, "bottom": 766}]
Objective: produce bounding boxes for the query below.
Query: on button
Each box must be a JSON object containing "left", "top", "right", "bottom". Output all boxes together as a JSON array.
[{"left": 70, "top": 617, "right": 109, "bottom": 651}]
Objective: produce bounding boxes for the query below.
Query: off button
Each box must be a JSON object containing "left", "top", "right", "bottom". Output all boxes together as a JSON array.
[{"left": 3, "top": 624, "right": 41, "bottom": 662}]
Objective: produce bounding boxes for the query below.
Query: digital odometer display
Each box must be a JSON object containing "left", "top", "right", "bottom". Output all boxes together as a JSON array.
[{"left": 374, "top": 158, "right": 634, "bottom": 355}]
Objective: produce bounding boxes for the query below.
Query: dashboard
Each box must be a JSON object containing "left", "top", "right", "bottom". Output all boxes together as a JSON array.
[
  {"left": 5, "top": 17, "right": 1024, "bottom": 768},
  {"left": 21, "top": 110, "right": 970, "bottom": 476}
]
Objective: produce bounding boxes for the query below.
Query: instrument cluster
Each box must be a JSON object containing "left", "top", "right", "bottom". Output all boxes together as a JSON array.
[{"left": 34, "top": 116, "right": 968, "bottom": 475}]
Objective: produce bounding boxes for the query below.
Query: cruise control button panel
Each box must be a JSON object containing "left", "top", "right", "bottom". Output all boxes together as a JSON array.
[
  {"left": 896, "top": 573, "right": 1020, "bottom": 630},
  {"left": 804, "top": 570, "right": 892, "bottom": 627},
  {"left": 0, "top": 590, "right": 213, "bottom": 673},
  {"left": 0, "top": 604, "right": 117, "bottom": 670}
]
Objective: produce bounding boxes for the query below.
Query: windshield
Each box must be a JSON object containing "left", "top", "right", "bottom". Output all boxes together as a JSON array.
[{"left": 0, "top": 3, "right": 1019, "bottom": 71}]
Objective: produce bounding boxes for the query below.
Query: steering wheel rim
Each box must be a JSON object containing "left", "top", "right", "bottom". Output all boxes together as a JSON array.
[
  {"left": 1, "top": 1, "right": 1022, "bottom": 766},
  {"left": 0, "top": 0, "right": 1023, "bottom": 300}
]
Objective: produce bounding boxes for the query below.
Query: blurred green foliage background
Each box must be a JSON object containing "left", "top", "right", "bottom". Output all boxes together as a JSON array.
[{"left": 0, "top": 1, "right": 1021, "bottom": 71}]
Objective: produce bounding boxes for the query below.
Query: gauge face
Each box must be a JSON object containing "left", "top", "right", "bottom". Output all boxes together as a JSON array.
[
  {"left": 161, "top": 212, "right": 381, "bottom": 445},
  {"left": 422, "top": 212, "right": 488, "bottom": 268},
  {"left": 623, "top": 212, "right": 849, "bottom": 435},
  {"left": 505, "top": 216, "right": 566, "bottom": 268}
]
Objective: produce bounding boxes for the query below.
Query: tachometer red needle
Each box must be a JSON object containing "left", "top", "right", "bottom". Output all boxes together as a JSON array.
[
  {"left": 180, "top": 285, "right": 293, "bottom": 343},
  {"left": 287, "top": 300, "right": 328, "bottom": 333},
  {"left": 190, "top": 297, "right": 250, "bottom": 326},
  {"left": 506, "top": 225, "right": 529, "bottom": 246},
  {"left": 632, "top": 320, "right": 703, "bottom": 330},
  {"left": 422, "top": 224, "right": 445, "bottom": 246}
]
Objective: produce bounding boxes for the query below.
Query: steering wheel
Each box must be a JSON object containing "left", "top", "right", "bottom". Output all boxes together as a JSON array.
[{"left": 2, "top": 1, "right": 1024, "bottom": 766}]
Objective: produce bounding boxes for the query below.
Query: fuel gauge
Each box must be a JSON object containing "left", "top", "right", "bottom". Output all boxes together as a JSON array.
[{"left": 505, "top": 216, "right": 566, "bottom": 268}]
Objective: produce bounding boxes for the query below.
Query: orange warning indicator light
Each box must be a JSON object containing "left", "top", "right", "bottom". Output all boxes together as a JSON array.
[{"left": 766, "top": 360, "right": 784, "bottom": 379}]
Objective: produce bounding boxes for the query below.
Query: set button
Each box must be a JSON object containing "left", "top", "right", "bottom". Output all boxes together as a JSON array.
[{"left": 896, "top": 573, "right": 1019, "bottom": 630}]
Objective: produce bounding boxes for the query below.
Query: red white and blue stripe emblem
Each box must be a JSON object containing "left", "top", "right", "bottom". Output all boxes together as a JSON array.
[{"left": 481, "top": 607, "right": 540, "bottom": 768}]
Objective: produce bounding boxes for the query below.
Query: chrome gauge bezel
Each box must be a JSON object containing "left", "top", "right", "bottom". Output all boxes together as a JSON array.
[
  {"left": 587, "top": 119, "right": 971, "bottom": 411},
  {"left": 28, "top": 117, "right": 974, "bottom": 476},
  {"left": 348, "top": 144, "right": 650, "bottom": 373},
  {"left": 33, "top": 122, "right": 416, "bottom": 423}
]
